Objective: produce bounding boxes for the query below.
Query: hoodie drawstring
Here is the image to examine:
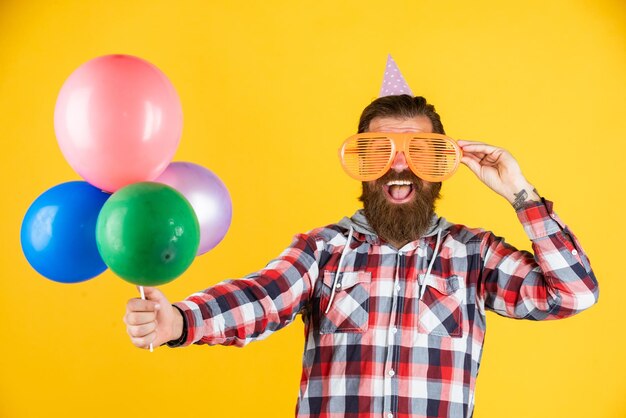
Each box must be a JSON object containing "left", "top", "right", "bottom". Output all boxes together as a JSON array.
[
  {"left": 420, "top": 228, "right": 442, "bottom": 300},
  {"left": 325, "top": 226, "right": 354, "bottom": 314}
]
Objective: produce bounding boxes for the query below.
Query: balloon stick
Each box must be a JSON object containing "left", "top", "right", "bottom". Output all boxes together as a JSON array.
[{"left": 138, "top": 286, "right": 154, "bottom": 353}]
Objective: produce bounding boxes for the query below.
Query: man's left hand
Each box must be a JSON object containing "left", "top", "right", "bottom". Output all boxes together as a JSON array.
[{"left": 457, "top": 140, "right": 541, "bottom": 208}]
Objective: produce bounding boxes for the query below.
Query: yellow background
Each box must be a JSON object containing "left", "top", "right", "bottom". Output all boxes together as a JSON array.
[{"left": 1, "top": 1, "right": 624, "bottom": 417}]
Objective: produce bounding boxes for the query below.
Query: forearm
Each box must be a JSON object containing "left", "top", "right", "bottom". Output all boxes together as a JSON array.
[
  {"left": 507, "top": 181, "right": 541, "bottom": 210},
  {"left": 168, "top": 234, "right": 319, "bottom": 347}
]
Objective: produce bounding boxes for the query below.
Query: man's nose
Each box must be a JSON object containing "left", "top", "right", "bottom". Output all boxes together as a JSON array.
[{"left": 391, "top": 151, "right": 409, "bottom": 172}]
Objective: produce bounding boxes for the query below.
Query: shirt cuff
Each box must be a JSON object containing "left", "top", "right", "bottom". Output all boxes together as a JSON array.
[
  {"left": 166, "top": 299, "right": 216, "bottom": 347},
  {"left": 165, "top": 305, "right": 188, "bottom": 347},
  {"left": 515, "top": 198, "right": 565, "bottom": 240}
]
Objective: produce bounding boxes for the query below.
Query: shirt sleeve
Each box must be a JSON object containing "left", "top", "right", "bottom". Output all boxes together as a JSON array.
[
  {"left": 480, "top": 199, "right": 599, "bottom": 320},
  {"left": 168, "top": 233, "right": 320, "bottom": 347}
]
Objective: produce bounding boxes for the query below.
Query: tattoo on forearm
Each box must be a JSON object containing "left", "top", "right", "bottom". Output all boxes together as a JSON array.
[{"left": 512, "top": 189, "right": 529, "bottom": 210}]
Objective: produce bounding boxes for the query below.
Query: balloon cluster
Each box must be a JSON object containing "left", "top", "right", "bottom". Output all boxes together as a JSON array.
[{"left": 21, "top": 55, "right": 232, "bottom": 286}]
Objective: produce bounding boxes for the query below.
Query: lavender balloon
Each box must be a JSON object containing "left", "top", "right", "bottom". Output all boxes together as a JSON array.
[{"left": 155, "top": 162, "right": 232, "bottom": 255}]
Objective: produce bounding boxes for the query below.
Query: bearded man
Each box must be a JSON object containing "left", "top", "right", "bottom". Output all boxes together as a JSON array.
[{"left": 124, "top": 61, "right": 598, "bottom": 418}]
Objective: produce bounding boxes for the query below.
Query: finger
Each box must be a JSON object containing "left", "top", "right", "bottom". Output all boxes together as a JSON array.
[
  {"left": 463, "top": 147, "right": 506, "bottom": 165},
  {"left": 142, "top": 286, "right": 164, "bottom": 301},
  {"left": 461, "top": 155, "right": 483, "bottom": 176},
  {"left": 461, "top": 152, "right": 492, "bottom": 167},
  {"left": 456, "top": 139, "right": 486, "bottom": 147},
  {"left": 127, "top": 298, "right": 160, "bottom": 313},
  {"left": 461, "top": 151, "right": 487, "bottom": 161},
  {"left": 124, "top": 311, "right": 157, "bottom": 326},
  {"left": 127, "top": 321, "right": 158, "bottom": 338},
  {"left": 131, "top": 332, "right": 156, "bottom": 349},
  {"left": 458, "top": 142, "right": 502, "bottom": 154}
]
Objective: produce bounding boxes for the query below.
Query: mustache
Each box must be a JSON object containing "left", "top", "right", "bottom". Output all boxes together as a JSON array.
[
  {"left": 378, "top": 170, "right": 420, "bottom": 183},
  {"left": 370, "top": 170, "right": 436, "bottom": 192}
]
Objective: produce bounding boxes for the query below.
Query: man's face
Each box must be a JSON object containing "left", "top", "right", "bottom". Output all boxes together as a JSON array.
[{"left": 359, "top": 115, "right": 442, "bottom": 246}]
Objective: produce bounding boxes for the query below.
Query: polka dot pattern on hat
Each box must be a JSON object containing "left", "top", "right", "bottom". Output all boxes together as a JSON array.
[{"left": 379, "top": 54, "right": 413, "bottom": 97}]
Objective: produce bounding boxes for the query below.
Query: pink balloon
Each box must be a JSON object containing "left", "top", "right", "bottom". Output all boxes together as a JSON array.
[
  {"left": 155, "top": 162, "right": 232, "bottom": 255},
  {"left": 54, "top": 55, "right": 183, "bottom": 192}
]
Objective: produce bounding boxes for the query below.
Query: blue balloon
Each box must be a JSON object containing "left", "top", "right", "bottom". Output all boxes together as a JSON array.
[{"left": 21, "top": 181, "right": 110, "bottom": 283}]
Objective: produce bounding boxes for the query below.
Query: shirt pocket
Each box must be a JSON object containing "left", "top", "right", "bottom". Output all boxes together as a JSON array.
[
  {"left": 418, "top": 274, "right": 464, "bottom": 338},
  {"left": 320, "top": 270, "right": 371, "bottom": 334}
]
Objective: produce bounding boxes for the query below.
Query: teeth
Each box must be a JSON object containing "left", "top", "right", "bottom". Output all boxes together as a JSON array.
[{"left": 386, "top": 180, "right": 412, "bottom": 186}]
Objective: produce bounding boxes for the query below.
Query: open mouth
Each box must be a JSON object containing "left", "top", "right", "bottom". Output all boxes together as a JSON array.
[{"left": 383, "top": 180, "right": 415, "bottom": 204}]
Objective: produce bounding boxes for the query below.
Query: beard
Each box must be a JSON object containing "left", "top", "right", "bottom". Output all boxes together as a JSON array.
[{"left": 359, "top": 171, "right": 441, "bottom": 246}]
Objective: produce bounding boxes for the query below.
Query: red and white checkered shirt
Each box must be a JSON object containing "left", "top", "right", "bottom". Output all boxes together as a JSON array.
[{"left": 171, "top": 200, "right": 598, "bottom": 418}]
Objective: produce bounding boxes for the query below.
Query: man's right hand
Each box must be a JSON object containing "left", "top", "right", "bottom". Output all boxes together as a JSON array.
[{"left": 124, "top": 287, "right": 183, "bottom": 349}]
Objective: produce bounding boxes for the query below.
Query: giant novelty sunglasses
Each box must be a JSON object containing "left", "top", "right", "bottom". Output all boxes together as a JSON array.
[{"left": 338, "top": 132, "right": 463, "bottom": 182}]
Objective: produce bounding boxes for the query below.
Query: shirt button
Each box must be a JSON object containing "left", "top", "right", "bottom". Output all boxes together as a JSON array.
[
  {"left": 388, "top": 369, "right": 395, "bottom": 377},
  {"left": 388, "top": 413, "right": 394, "bottom": 418},
  {"left": 335, "top": 282, "right": 341, "bottom": 289},
  {"left": 571, "top": 249, "right": 578, "bottom": 256},
  {"left": 392, "top": 327, "right": 398, "bottom": 334},
  {"left": 395, "top": 284, "right": 401, "bottom": 291}
]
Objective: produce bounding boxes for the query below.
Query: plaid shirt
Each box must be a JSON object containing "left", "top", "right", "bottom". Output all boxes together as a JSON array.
[{"left": 171, "top": 199, "right": 598, "bottom": 418}]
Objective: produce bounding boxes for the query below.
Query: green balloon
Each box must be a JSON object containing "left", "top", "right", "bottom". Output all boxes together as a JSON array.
[{"left": 96, "top": 182, "right": 200, "bottom": 286}]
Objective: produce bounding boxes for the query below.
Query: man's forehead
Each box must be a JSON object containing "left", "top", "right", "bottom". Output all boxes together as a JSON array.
[{"left": 368, "top": 116, "right": 433, "bottom": 133}]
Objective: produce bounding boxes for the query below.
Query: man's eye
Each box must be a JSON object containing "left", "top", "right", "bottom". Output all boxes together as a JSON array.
[{"left": 367, "top": 139, "right": 391, "bottom": 153}]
